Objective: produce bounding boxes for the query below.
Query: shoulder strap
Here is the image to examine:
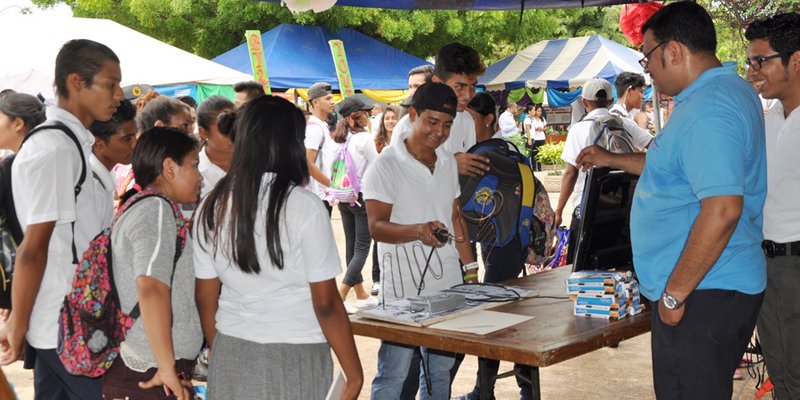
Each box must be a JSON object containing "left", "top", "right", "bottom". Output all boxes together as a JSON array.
[
  {"left": 116, "top": 190, "right": 187, "bottom": 319},
  {"left": 23, "top": 121, "right": 87, "bottom": 264},
  {"left": 0, "top": 155, "right": 23, "bottom": 243},
  {"left": 307, "top": 119, "right": 328, "bottom": 165}
]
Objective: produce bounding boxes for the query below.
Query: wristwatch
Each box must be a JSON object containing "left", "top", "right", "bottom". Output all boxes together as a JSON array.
[{"left": 661, "top": 291, "right": 684, "bottom": 310}]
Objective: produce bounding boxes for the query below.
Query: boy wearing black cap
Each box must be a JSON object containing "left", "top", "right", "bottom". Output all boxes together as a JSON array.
[
  {"left": 363, "top": 82, "right": 478, "bottom": 399},
  {"left": 304, "top": 82, "right": 336, "bottom": 214}
]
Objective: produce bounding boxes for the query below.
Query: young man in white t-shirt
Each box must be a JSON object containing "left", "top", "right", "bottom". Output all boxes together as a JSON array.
[
  {"left": 556, "top": 78, "right": 652, "bottom": 263},
  {"left": 611, "top": 71, "right": 649, "bottom": 129},
  {"left": 0, "top": 39, "right": 124, "bottom": 399},
  {"left": 304, "top": 82, "right": 337, "bottom": 215},
  {"left": 364, "top": 82, "right": 477, "bottom": 400}
]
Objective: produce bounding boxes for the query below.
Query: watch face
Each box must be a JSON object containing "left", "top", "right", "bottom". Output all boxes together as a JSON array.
[{"left": 663, "top": 294, "right": 678, "bottom": 309}]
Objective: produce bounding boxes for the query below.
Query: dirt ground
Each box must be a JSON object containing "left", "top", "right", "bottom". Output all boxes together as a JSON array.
[{"left": 0, "top": 185, "right": 769, "bottom": 399}]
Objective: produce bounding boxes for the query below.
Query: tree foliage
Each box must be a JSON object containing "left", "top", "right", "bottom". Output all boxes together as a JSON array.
[{"left": 31, "top": 0, "right": 628, "bottom": 63}]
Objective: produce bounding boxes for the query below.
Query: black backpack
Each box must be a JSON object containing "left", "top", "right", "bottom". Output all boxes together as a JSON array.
[{"left": 0, "top": 121, "right": 86, "bottom": 309}]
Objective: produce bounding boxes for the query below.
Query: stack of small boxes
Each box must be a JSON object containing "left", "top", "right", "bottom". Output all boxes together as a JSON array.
[{"left": 566, "top": 270, "right": 643, "bottom": 320}]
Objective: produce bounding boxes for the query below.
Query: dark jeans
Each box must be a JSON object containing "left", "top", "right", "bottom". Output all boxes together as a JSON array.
[
  {"left": 338, "top": 194, "right": 372, "bottom": 287},
  {"left": 566, "top": 208, "right": 580, "bottom": 266},
  {"left": 651, "top": 289, "right": 763, "bottom": 400},
  {"left": 757, "top": 255, "right": 800, "bottom": 400},
  {"left": 531, "top": 139, "right": 546, "bottom": 171},
  {"left": 467, "top": 240, "right": 533, "bottom": 399},
  {"left": 372, "top": 240, "right": 380, "bottom": 283},
  {"left": 30, "top": 346, "right": 102, "bottom": 400}
]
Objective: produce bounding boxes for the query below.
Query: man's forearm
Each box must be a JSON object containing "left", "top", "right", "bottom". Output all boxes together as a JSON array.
[
  {"left": 664, "top": 196, "right": 743, "bottom": 301},
  {"left": 609, "top": 153, "right": 646, "bottom": 176},
  {"left": 8, "top": 244, "right": 48, "bottom": 330}
]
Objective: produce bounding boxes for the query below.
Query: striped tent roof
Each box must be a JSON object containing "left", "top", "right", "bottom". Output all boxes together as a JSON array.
[{"left": 480, "top": 35, "right": 649, "bottom": 90}]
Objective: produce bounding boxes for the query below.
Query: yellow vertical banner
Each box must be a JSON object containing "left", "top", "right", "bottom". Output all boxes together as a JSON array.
[
  {"left": 245, "top": 30, "right": 271, "bottom": 95},
  {"left": 328, "top": 40, "right": 355, "bottom": 98}
]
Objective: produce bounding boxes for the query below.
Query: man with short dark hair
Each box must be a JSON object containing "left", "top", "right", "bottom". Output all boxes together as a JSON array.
[
  {"left": 304, "top": 82, "right": 336, "bottom": 215},
  {"left": 611, "top": 71, "right": 648, "bottom": 129},
  {"left": 232, "top": 80, "right": 264, "bottom": 107},
  {"left": 576, "top": 3, "right": 767, "bottom": 398},
  {"left": 0, "top": 38, "right": 124, "bottom": 399},
  {"left": 407, "top": 65, "right": 434, "bottom": 95},
  {"left": 745, "top": 12, "right": 800, "bottom": 399}
]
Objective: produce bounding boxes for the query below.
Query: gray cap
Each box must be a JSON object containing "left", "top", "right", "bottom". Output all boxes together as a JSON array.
[
  {"left": 308, "top": 82, "right": 332, "bottom": 101},
  {"left": 581, "top": 78, "right": 612, "bottom": 101}
]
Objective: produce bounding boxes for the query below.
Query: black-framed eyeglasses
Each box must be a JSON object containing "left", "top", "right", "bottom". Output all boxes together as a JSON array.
[
  {"left": 639, "top": 41, "right": 668, "bottom": 68},
  {"left": 745, "top": 53, "right": 782, "bottom": 71}
]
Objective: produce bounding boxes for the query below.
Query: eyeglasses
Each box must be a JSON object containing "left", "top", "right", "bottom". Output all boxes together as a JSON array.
[
  {"left": 639, "top": 41, "right": 668, "bottom": 68},
  {"left": 745, "top": 53, "right": 782, "bottom": 71}
]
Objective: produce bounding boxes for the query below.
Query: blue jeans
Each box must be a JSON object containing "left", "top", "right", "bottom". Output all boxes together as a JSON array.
[
  {"left": 338, "top": 193, "right": 372, "bottom": 287},
  {"left": 371, "top": 341, "right": 455, "bottom": 400}
]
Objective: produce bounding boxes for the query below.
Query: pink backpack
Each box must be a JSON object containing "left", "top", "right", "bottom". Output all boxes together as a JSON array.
[{"left": 56, "top": 188, "right": 187, "bottom": 377}]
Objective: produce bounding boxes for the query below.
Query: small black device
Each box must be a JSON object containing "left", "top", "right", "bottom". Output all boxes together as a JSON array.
[{"left": 433, "top": 228, "right": 450, "bottom": 243}]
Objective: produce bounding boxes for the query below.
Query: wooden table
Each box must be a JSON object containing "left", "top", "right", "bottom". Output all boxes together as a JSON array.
[{"left": 350, "top": 267, "right": 651, "bottom": 399}]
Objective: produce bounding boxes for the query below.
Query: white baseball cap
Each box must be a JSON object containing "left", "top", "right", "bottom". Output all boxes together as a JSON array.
[{"left": 582, "top": 78, "right": 613, "bottom": 101}]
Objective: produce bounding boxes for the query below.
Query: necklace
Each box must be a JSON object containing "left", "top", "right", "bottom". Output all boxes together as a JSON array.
[{"left": 404, "top": 140, "right": 436, "bottom": 172}]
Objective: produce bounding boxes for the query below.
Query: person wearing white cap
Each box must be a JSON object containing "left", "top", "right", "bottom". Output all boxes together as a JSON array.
[{"left": 555, "top": 77, "right": 652, "bottom": 264}]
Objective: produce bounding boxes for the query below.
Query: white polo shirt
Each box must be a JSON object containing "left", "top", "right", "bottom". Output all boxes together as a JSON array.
[
  {"left": 12, "top": 106, "right": 102, "bottom": 349},
  {"left": 498, "top": 110, "right": 518, "bottom": 138},
  {"left": 362, "top": 142, "right": 463, "bottom": 302},
  {"left": 763, "top": 102, "right": 800, "bottom": 243},
  {"left": 561, "top": 108, "right": 652, "bottom": 209},
  {"left": 90, "top": 153, "right": 115, "bottom": 229},
  {"left": 193, "top": 174, "right": 341, "bottom": 344},
  {"left": 199, "top": 147, "right": 226, "bottom": 199},
  {"left": 344, "top": 130, "right": 379, "bottom": 183},
  {"left": 389, "top": 110, "right": 477, "bottom": 154},
  {"left": 304, "top": 116, "right": 339, "bottom": 200}
]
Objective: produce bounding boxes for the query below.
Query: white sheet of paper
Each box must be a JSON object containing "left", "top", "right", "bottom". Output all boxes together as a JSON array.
[
  {"left": 325, "top": 370, "right": 346, "bottom": 400},
  {"left": 428, "top": 310, "right": 533, "bottom": 335}
]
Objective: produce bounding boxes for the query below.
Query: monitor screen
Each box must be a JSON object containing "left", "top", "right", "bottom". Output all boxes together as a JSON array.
[{"left": 571, "top": 167, "right": 638, "bottom": 273}]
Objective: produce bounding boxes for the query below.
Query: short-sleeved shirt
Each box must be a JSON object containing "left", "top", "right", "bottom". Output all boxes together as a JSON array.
[
  {"left": 199, "top": 147, "right": 225, "bottom": 199},
  {"left": 531, "top": 117, "right": 547, "bottom": 141},
  {"left": 630, "top": 66, "right": 767, "bottom": 300},
  {"left": 193, "top": 175, "right": 341, "bottom": 344},
  {"left": 90, "top": 154, "right": 115, "bottom": 229},
  {"left": 362, "top": 142, "right": 463, "bottom": 302},
  {"left": 304, "top": 115, "right": 339, "bottom": 200},
  {"left": 112, "top": 197, "right": 202, "bottom": 371},
  {"left": 498, "top": 110, "right": 517, "bottom": 138},
  {"left": 341, "top": 130, "right": 379, "bottom": 186},
  {"left": 763, "top": 102, "right": 800, "bottom": 243},
  {"left": 390, "top": 111, "right": 477, "bottom": 154},
  {"left": 12, "top": 106, "right": 103, "bottom": 349},
  {"left": 561, "top": 108, "right": 652, "bottom": 209}
]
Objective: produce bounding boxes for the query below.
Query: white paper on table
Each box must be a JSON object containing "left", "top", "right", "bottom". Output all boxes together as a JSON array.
[
  {"left": 325, "top": 370, "right": 346, "bottom": 400},
  {"left": 428, "top": 310, "right": 534, "bottom": 335}
]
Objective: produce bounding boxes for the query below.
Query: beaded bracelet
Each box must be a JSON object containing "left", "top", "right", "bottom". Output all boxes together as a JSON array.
[{"left": 464, "top": 273, "right": 479, "bottom": 281}]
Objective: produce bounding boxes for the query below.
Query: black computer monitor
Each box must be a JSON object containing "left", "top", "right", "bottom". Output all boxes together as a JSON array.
[{"left": 571, "top": 167, "right": 638, "bottom": 273}]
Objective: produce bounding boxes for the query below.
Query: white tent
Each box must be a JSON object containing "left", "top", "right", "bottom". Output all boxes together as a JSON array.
[{"left": 0, "top": 15, "right": 251, "bottom": 97}]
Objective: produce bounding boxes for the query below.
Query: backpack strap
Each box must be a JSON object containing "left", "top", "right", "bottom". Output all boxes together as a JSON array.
[
  {"left": 113, "top": 189, "right": 187, "bottom": 319},
  {"left": 0, "top": 155, "right": 23, "bottom": 244},
  {"left": 23, "top": 121, "right": 87, "bottom": 264},
  {"left": 340, "top": 133, "right": 364, "bottom": 195}
]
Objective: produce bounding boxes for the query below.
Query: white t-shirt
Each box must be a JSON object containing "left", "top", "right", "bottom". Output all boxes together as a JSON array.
[
  {"left": 90, "top": 153, "right": 115, "bottom": 229},
  {"left": 389, "top": 111, "right": 477, "bottom": 154},
  {"left": 531, "top": 117, "right": 547, "bottom": 141},
  {"left": 763, "top": 102, "right": 800, "bottom": 243},
  {"left": 193, "top": 175, "right": 341, "bottom": 344},
  {"left": 370, "top": 113, "right": 382, "bottom": 137},
  {"left": 199, "top": 147, "right": 226, "bottom": 199},
  {"left": 362, "top": 143, "right": 463, "bottom": 302},
  {"left": 304, "top": 116, "right": 339, "bottom": 200},
  {"left": 610, "top": 103, "right": 642, "bottom": 121},
  {"left": 560, "top": 108, "right": 652, "bottom": 209},
  {"left": 12, "top": 106, "right": 103, "bottom": 349},
  {"left": 498, "top": 110, "right": 518, "bottom": 138},
  {"left": 343, "top": 130, "right": 379, "bottom": 183}
]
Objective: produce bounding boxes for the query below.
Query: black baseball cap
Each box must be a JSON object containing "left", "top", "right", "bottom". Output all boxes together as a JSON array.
[
  {"left": 122, "top": 84, "right": 154, "bottom": 101},
  {"left": 338, "top": 97, "right": 372, "bottom": 117},
  {"left": 410, "top": 82, "right": 457, "bottom": 118}
]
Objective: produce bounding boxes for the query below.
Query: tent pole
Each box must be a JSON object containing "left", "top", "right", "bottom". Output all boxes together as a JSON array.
[{"left": 652, "top": 85, "right": 662, "bottom": 135}]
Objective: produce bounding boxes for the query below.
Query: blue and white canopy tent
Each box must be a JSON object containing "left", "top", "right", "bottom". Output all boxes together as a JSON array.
[
  {"left": 260, "top": 0, "right": 637, "bottom": 10},
  {"left": 479, "top": 35, "right": 651, "bottom": 107}
]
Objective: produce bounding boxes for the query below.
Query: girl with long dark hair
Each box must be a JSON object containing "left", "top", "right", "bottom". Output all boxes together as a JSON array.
[{"left": 195, "top": 96, "right": 363, "bottom": 399}]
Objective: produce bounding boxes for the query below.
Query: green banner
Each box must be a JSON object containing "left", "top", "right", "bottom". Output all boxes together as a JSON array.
[
  {"left": 508, "top": 87, "right": 544, "bottom": 104},
  {"left": 245, "top": 30, "right": 271, "bottom": 95},
  {"left": 328, "top": 40, "right": 355, "bottom": 98}
]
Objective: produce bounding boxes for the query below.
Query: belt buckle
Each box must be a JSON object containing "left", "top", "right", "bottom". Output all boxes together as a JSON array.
[{"left": 762, "top": 240, "right": 777, "bottom": 258}]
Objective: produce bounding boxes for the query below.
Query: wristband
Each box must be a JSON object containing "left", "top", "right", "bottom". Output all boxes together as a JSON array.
[
  {"left": 464, "top": 273, "right": 479, "bottom": 281},
  {"left": 415, "top": 223, "right": 424, "bottom": 241},
  {"left": 462, "top": 261, "right": 479, "bottom": 273}
]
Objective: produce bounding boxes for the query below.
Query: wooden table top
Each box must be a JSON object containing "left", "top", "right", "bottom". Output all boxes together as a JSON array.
[{"left": 350, "top": 267, "right": 651, "bottom": 367}]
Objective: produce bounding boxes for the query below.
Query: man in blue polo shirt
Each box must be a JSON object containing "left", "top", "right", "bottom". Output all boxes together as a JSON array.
[{"left": 574, "top": 2, "right": 766, "bottom": 399}]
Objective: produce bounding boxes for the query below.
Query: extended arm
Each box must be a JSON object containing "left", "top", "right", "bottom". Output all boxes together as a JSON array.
[
  {"left": 306, "top": 149, "right": 330, "bottom": 188},
  {"left": 365, "top": 200, "right": 449, "bottom": 247},
  {"left": 195, "top": 278, "right": 220, "bottom": 348},
  {"left": 575, "top": 145, "right": 646, "bottom": 176},
  {"left": 451, "top": 199, "right": 477, "bottom": 283},
  {"left": 554, "top": 164, "right": 578, "bottom": 228}
]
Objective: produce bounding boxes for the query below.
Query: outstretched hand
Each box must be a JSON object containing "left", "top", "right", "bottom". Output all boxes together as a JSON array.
[
  {"left": 138, "top": 368, "right": 192, "bottom": 400},
  {"left": 455, "top": 153, "right": 490, "bottom": 177},
  {"left": 575, "top": 145, "right": 613, "bottom": 172},
  {"left": 0, "top": 319, "right": 26, "bottom": 366}
]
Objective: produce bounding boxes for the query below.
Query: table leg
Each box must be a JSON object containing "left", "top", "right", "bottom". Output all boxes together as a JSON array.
[
  {"left": 478, "top": 358, "right": 492, "bottom": 400},
  {"left": 530, "top": 366, "right": 541, "bottom": 400}
]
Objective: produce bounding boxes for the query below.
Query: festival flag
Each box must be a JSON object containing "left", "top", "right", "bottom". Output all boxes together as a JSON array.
[{"left": 245, "top": 30, "right": 271, "bottom": 95}]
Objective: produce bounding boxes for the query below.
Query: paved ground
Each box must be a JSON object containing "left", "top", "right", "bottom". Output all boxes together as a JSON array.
[{"left": 1, "top": 179, "right": 769, "bottom": 399}]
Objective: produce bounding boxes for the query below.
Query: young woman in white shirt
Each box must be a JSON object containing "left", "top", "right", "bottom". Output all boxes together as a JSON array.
[
  {"left": 529, "top": 105, "right": 547, "bottom": 171},
  {"left": 194, "top": 95, "right": 362, "bottom": 400},
  {"left": 0, "top": 92, "right": 46, "bottom": 155},
  {"left": 196, "top": 96, "right": 235, "bottom": 198}
]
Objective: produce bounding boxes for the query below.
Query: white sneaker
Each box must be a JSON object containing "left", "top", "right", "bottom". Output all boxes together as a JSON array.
[
  {"left": 344, "top": 302, "right": 359, "bottom": 315},
  {"left": 355, "top": 296, "right": 379, "bottom": 309},
  {"left": 371, "top": 282, "right": 381, "bottom": 296}
]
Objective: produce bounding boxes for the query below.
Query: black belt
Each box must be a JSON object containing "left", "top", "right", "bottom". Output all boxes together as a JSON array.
[{"left": 762, "top": 240, "right": 800, "bottom": 258}]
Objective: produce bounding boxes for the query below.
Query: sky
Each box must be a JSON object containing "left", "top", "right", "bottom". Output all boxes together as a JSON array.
[{"left": 0, "top": 0, "right": 72, "bottom": 16}]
